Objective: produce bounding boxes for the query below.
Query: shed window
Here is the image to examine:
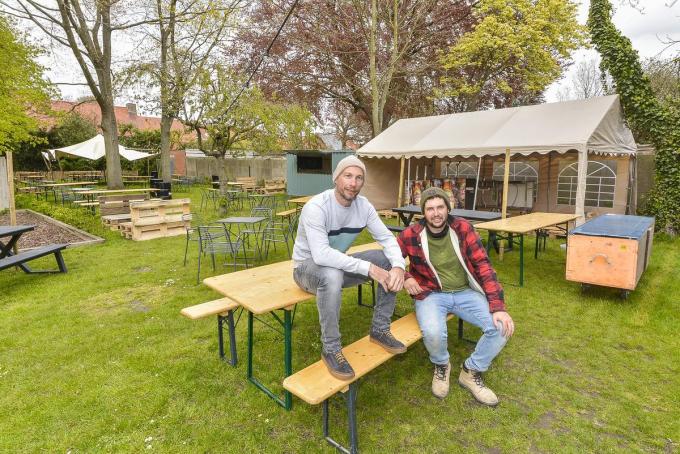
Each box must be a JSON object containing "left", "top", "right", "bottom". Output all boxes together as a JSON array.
[
  {"left": 297, "top": 154, "right": 332, "bottom": 174},
  {"left": 557, "top": 160, "right": 616, "bottom": 208},
  {"left": 441, "top": 162, "right": 478, "bottom": 178}
]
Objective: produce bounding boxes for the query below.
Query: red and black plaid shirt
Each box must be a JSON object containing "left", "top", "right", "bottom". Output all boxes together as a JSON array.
[{"left": 396, "top": 216, "right": 506, "bottom": 312}]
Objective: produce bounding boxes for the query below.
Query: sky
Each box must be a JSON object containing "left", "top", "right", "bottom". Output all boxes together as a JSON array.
[
  {"left": 36, "top": 1, "right": 680, "bottom": 108},
  {"left": 544, "top": 0, "right": 680, "bottom": 101}
]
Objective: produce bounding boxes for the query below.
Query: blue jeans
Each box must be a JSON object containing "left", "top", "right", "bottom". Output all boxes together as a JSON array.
[
  {"left": 293, "top": 250, "right": 397, "bottom": 353},
  {"left": 415, "top": 289, "right": 507, "bottom": 372}
]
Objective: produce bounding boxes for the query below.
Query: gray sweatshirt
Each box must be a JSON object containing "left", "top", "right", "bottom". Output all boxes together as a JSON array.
[{"left": 292, "top": 189, "right": 405, "bottom": 276}]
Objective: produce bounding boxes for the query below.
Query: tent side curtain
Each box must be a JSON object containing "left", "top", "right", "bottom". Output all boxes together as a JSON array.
[{"left": 357, "top": 95, "right": 636, "bottom": 159}]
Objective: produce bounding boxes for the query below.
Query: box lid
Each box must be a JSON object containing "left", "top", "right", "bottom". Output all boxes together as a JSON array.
[{"left": 570, "top": 214, "right": 655, "bottom": 239}]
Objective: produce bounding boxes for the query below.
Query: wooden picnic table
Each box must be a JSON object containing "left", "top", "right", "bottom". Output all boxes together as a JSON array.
[
  {"left": 36, "top": 181, "right": 98, "bottom": 202},
  {"left": 288, "top": 196, "right": 312, "bottom": 205},
  {"left": 0, "top": 225, "right": 67, "bottom": 273},
  {"left": 79, "top": 188, "right": 156, "bottom": 196},
  {"left": 474, "top": 212, "right": 581, "bottom": 286},
  {"left": 202, "top": 241, "right": 381, "bottom": 409}
]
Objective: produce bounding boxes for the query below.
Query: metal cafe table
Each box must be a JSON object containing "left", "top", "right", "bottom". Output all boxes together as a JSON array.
[
  {"left": 216, "top": 216, "right": 267, "bottom": 261},
  {"left": 391, "top": 204, "right": 502, "bottom": 226},
  {"left": 474, "top": 212, "right": 580, "bottom": 286}
]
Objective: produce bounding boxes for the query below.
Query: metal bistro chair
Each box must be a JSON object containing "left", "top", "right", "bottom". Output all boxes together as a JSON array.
[
  {"left": 199, "top": 187, "right": 219, "bottom": 211},
  {"left": 196, "top": 225, "right": 249, "bottom": 284},
  {"left": 239, "top": 207, "right": 272, "bottom": 261},
  {"left": 183, "top": 212, "right": 210, "bottom": 267},
  {"left": 263, "top": 207, "right": 296, "bottom": 258}
]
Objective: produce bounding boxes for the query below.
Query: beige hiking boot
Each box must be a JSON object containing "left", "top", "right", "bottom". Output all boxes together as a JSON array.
[
  {"left": 431, "top": 362, "right": 451, "bottom": 399},
  {"left": 458, "top": 364, "right": 499, "bottom": 407}
]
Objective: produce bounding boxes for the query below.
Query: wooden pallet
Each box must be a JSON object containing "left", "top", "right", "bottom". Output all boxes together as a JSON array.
[{"left": 127, "top": 198, "right": 191, "bottom": 241}]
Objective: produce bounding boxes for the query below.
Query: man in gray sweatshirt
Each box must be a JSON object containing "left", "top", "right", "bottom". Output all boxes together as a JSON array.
[{"left": 292, "top": 155, "right": 407, "bottom": 380}]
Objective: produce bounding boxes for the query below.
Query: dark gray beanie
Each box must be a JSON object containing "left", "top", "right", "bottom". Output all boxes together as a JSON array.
[{"left": 420, "top": 187, "right": 451, "bottom": 213}]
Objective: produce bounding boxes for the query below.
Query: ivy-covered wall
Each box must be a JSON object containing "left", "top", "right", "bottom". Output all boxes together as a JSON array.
[{"left": 589, "top": 0, "right": 680, "bottom": 233}]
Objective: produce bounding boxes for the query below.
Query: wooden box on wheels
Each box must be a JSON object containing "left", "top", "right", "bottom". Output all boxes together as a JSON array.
[{"left": 566, "top": 214, "right": 654, "bottom": 298}]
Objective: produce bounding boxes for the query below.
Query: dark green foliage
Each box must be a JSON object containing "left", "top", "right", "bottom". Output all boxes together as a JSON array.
[{"left": 589, "top": 0, "right": 680, "bottom": 233}]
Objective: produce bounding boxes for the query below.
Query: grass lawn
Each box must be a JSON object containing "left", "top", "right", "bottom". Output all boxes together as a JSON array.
[{"left": 1, "top": 186, "right": 679, "bottom": 453}]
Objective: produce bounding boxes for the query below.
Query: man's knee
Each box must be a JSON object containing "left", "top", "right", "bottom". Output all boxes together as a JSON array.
[
  {"left": 363, "top": 250, "right": 391, "bottom": 269},
  {"left": 317, "top": 266, "right": 344, "bottom": 290}
]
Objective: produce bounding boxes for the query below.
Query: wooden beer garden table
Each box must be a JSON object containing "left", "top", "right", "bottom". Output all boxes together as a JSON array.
[
  {"left": 202, "top": 242, "right": 381, "bottom": 409},
  {"left": 288, "top": 196, "right": 312, "bottom": 205},
  {"left": 391, "top": 204, "right": 502, "bottom": 226},
  {"left": 474, "top": 212, "right": 581, "bottom": 286}
]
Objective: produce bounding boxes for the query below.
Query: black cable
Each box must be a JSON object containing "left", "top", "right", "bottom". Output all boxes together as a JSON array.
[{"left": 222, "top": 0, "right": 300, "bottom": 116}]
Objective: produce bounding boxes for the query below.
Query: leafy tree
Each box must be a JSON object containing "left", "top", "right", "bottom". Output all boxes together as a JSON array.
[
  {"left": 190, "top": 67, "right": 316, "bottom": 156},
  {"left": 1, "top": 0, "right": 151, "bottom": 188},
  {"left": 235, "top": 0, "right": 476, "bottom": 137},
  {"left": 643, "top": 57, "right": 680, "bottom": 118},
  {"left": 121, "top": 0, "right": 240, "bottom": 182},
  {"left": 589, "top": 0, "right": 680, "bottom": 233},
  {"left": 0, "top": 15, "right": 52, "bottom": 154},
  {"left": 439, "top": 0, "right": 586, "bottom": 111}
]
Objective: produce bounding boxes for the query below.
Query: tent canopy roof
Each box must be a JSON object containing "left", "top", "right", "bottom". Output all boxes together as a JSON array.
[
  {"left": 358, "top": 95, "right": 636, "bottom": 159},
  {"left": 47, "top": 134, "right": 156, "bottom": 162}
]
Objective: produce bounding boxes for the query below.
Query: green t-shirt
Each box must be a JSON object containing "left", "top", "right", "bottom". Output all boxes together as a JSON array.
[{"left": 427, "top": 230, "right": 469, "bottom": 292}]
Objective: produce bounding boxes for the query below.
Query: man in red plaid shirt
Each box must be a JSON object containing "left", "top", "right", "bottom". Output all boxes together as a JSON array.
[{"left": 397, "top": 187, "right": 514, "bottom": 406}]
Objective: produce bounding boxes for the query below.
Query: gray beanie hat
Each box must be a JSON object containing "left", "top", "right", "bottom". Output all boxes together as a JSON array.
[
  {"left": 420, "top": 187, "right": 451, "bottom": 213},
  {"left": 332, "top": 155, "right": 366, "bottom": 181}
]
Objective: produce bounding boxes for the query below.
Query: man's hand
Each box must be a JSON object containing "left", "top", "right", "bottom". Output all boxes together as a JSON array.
[
  {"left": 386, "top": 267, "right": 405, "bottom": 292},
  {"left": 492, "top": 311, "right": 514, "bottom": 338},
  {"left": 403, "top": 277, "right": 423, "bottom": 296},
  {"left": 368, "top": 264, "right": 390, "bottom": 292}
]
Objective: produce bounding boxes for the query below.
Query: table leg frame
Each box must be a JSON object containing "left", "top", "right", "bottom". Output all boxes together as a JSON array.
[
  {"left": 247, "top": 308, "right": 293, "bottom": 410},
  {"left": 322, "top": 382, "right": 359, "bottom": 454}
]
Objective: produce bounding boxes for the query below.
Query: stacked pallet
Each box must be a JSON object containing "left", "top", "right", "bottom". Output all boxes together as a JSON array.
[
  {"left": 124, "top": 198, "right": 191, "bottom": 241},
  {"left": 100, "top": 194, "right": 150, "bottom": 231}
]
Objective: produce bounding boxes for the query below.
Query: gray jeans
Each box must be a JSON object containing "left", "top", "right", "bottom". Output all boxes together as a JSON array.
[{"left": 293, "top": 250, "right": 397, "bottom": 353}]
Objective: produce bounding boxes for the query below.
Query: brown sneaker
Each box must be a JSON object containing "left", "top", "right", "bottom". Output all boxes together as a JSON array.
[
  {"left": 431, "top": 362, "right": 450, "bottom": 399},
  {"left": 458, "top": 364, "right": 499, "bottom": 407}
]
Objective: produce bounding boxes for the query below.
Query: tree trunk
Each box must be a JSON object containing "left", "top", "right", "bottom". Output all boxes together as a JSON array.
[
  {"left": 100, "top": 104, "right": 124, "bottom": 189},
  {"left": 160, "top": 114, "right": 173, "bottom": 181}
]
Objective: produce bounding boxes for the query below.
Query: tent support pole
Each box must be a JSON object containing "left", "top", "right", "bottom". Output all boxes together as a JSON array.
[
  {"left": 547, "top": 153, "right": 552, "bottom": 212},
  {"left": 574, "top": 148, "right": 588, "bottom": 224},
  {"left": 406, "top": 158, "right": 411, "bottom": 205},
  {"left": 397, "top": 157, "right": 405, "bottom": 207},
  {"left": 499, "top": 149, "right": 511, "bottom": 260},
  {"left": 473, "top": 156, "right": 482, "bottom": 210}
]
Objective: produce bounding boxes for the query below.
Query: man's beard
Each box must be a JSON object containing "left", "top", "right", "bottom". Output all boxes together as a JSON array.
[
  {"left": 426, "top": 216, "right": 446, "bottom": 230},
  {"left": 336, "top": 188, "right": 358, "bottom": 202}
]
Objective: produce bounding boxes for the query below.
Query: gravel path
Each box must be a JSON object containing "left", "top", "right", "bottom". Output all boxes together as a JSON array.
[{"left": 0, "top": 211, "right": 91, "bottom": 249}]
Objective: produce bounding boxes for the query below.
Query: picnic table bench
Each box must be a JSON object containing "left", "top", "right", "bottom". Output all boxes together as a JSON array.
[
  {"left": 283, "top": 311, "right": 453, "bottom": 453},
  {"left": 180, "top": 297, "right": 241, "bottom": 366},
  {"left": 0, "top": 225, "right": 67, "bottom": 274}
]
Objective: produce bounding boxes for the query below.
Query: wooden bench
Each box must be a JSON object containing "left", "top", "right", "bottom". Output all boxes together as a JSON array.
[
  {"left": 262, "top": 178, "right": 286, "bottom": 194},
  {"left": 181, "top": 297, "right": 241, "bottom": 366},
  {"left": 99, "top": 193, "right": 149, "bottom": 216},
  {"left": 236, "top": 176, "right": 258, "bottom": 191},
  {"left": 283, "top": 311, "right": 453, "bottom": 453},
  {"left": 0, "top": 244, "right": 68, "bottom": 273}
]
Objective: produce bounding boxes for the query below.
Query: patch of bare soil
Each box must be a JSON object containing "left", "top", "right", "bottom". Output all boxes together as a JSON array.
[{"left": 0, "top": 211, "right": 91, "bottom": 249}]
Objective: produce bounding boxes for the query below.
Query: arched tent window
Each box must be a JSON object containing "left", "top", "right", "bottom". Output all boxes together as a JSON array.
[
  {"left": 441, "top": 161, "right": 478, "bottom": 178},
  {"left": 492, "top": 161, "right": 539, "bottom": 203},
  {"left": 492, "top": 161, "right": 539, "bottom": 182},
  {"left": 557, "top": 160, "right": 616, "bottom": 208}
]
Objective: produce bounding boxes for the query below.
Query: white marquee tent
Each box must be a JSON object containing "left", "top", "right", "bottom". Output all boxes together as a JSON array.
[
  {"left": 357, "top": 95, "right": 637, "bottom": 219},
  {"left": 42, "top": 134, "right": 157, "bottom": 162}
]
